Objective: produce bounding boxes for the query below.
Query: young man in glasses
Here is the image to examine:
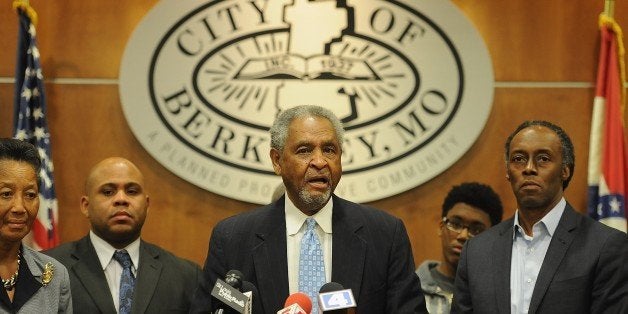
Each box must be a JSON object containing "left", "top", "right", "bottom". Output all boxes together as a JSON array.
[{"left": 416, "top": 182, "right": 503, "bottom": 313}]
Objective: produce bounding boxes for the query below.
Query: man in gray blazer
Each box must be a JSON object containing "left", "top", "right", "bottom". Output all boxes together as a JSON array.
[
  {"left": 453, "top": 120, "right": 627, "bottom": 313},
  {"left": 190, "top": 105, "right": 426, "bottom": 313},
  {"left": 45, "top": 157, "right": 201, "bottom": 314}
]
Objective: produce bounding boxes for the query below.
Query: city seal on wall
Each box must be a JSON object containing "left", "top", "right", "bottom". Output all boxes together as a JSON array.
[{"left": 119, "top": 0, "right": 494, "bottom": 204}]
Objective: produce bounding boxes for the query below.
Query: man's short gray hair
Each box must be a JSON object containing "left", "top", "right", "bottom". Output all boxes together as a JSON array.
[{"left": 270, "top": 105, "right": 345, "bottom": 151}]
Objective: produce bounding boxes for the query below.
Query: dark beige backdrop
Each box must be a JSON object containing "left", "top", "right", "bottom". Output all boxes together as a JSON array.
[{"left": 0, "top": 0, "right": 627, "bottom": 267}]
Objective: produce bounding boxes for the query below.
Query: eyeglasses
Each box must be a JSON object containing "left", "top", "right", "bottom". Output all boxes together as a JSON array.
[{"left": 442, "top": 217, "right": 486, "bottom": 237}]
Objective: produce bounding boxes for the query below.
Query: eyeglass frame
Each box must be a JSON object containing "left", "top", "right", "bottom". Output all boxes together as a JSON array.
[{"left": 442, "top": 217, "right": 486, "bottom": 237}]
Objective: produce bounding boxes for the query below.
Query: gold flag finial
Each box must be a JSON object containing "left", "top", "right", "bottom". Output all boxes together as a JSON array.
[{"left": 12, "top": 0, "right": 38, "bottom": 26}]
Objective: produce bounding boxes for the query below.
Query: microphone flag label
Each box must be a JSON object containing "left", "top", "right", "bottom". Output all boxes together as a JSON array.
[
  {"left": 211, "top": 279, "right": 248, "bottom": 313},
  {"left": 277, "top": 303, "right": 307, "bottom": 314},
  {"left": 319, "top": 289, "right": 356, "bottom": 311},
  {"left": 243, "top": 291, "right": 252, "bottom": 314}
]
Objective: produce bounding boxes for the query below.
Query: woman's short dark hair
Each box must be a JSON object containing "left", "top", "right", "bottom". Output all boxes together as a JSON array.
[{"left": 0, "top": 138, "right": 42, "bottom": 184}]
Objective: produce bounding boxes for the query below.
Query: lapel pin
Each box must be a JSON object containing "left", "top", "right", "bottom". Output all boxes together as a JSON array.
[{"left": 42, "top": 262, "right": 55, "bottom": 286}]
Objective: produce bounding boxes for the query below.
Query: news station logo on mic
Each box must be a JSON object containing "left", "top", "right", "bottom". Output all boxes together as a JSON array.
[
  {"left": 278, "top": 292, "right": 312, "bottom": 314},
  {"left": 211, "top": 279, "right": 250, "bottom": 313},
  {"left": 318, "top": 283, "right": 356, "bottom": 312},
  {"left": 211, "top": 270, "right": 254, "bottom": 314},
  {"left": 277, "top": 304, "right": 308, "bottom": 314},
  {"left": 119, "top": 0, "right": 493, "bottom": 204},
  {"left": 319, "top": 289, "right": 355, "bottom": 311}
]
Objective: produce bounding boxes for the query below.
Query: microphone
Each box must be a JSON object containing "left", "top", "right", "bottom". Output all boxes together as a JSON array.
[
  {"left": 277, "top": 292, "right": 312, "bottom": 314},
  {"left": 225, "top": 269, "right": 243, "bottom": 290},
  {"left": 318, "top": 282, "right": 356, "bottom": 313},
  {"left": 211, "top": 270, "right": 250, "bottom": 314},
  {"left": 319, "top": 282, "right": 343, "bottom": 293}
]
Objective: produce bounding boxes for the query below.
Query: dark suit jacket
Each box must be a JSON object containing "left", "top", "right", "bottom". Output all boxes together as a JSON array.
[
  {"left": 453, "top": 203, "right": 628, "bottom": 314},
  {"left": 190, "top": 195, "right": 426, "bottom": 313},
  {"left": 45, "top": 236, "right": 202, "bottom": 314}
]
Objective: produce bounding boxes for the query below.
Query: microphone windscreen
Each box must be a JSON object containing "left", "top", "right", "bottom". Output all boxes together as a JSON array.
[
  {"left": 241, "top": 281, "right": 257, "bottom": 293},
  {"left": 284, "top": 292, "right": 312, "bottom": 314},
  {"left": 225, "top": 269, "right": 244, "bottom": 290},
  {"left": 319, "top": 282, "right": 344, "bottom": 293}
]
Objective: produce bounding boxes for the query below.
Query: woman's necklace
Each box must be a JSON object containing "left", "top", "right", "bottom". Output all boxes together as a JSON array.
[{"left": 2, "top": 250, "right": 20, "bottom": 291}]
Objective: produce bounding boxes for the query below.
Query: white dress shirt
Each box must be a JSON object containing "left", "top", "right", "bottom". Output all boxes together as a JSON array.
[
  {"left": 89, "top": 231, "right": 141, "bottom": 313},
  {"left": 510, "top": 198, "right": 565, "bottom": 314},
  {"left": 285, "top": 196, "right": 333, "bottom": 294}
]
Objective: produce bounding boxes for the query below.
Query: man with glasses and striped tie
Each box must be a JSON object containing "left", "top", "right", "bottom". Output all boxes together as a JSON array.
[{"left": 416, "top": 182, "right": 503, "bottom": 313}]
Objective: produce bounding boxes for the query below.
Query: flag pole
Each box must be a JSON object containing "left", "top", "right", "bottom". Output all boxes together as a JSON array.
[
  {"left": 604, "top": 0, "right": 614, "bottom": 18},
  {"left": 600, "top": 0, "right": 626, "bottom": 113}
]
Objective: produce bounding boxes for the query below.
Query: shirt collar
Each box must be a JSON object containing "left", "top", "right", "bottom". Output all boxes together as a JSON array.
[
  {"left": 89, "top": 230, "right": 141, "bottom": 269},
  {"left": 285, "top": 195, "right": 333, "bottom": 235},
  {"left": 513, "top": 197, "right": 566, "bottom": 238}
]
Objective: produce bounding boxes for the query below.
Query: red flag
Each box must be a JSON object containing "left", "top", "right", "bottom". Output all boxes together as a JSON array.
[{"left": 587, "top": 13, "right": 627, "bottom": 232}]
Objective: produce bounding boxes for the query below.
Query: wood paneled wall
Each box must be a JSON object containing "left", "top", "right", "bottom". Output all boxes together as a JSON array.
[{"left": 0, "top": 0, "right": 626, "bottom": 267}]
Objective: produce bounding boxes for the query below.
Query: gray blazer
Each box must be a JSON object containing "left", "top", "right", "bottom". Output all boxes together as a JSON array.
[
  {"left": 45, "top": 236, "right": 201, "bottom": 314},
  {"left": 453, "top": 204, "right": 628, "bottom": 313},
  {"left": 0, "top": 245, "right": 72, "bottom": 313}
]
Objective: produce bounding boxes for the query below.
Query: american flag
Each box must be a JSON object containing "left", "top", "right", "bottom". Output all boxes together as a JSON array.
[
  {"left": 13, "top": 2, "right": 59, "bottom": 249},
  {"left": 587, "top": 12, "right": 627, "bottom": 233}
]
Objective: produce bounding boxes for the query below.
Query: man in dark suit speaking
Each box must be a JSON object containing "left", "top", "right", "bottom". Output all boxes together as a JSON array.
[
  {"left": 190, "top": 105, "right": 426, "bottom": 313},
  {"left": 453, "top": 120, "right": 627, "bottom": 313},
  {"left": 46, "top": 157, "right": 201, "bottom": 314}
]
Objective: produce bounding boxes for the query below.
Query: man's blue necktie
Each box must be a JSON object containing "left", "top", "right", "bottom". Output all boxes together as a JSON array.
[
  {"left": 113, "top": 250, "right": 135, "bottom": 314},
  {"left": 299, "top": 218, "right": 325, "bottom": 314}
]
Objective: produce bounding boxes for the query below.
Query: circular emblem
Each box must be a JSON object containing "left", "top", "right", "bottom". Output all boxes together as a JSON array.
[{"left": 120, "top": 0, "right": 493, "bottom": 204}]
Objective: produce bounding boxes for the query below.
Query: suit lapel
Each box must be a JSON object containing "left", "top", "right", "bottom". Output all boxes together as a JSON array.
[
  {"left": 494, "top": 220, "right": 514, "bottom": 314},
  {"left": 15, "top": 247, "right": 43, "bottom": 311},
  {"left": 132, "top": 241, "right": 162, "bottom": 314},
  {"left": 330, "top": 197, "right": 366, "bottom": 299},
  {"left": 71, "top": 236, "right": 117, "bottom": 313},
  {"left": 528, "top": 205, "right": 579, "bottom": 313},
  {"left": 252, "top": 200, "right": 289, "bottom": 311}
]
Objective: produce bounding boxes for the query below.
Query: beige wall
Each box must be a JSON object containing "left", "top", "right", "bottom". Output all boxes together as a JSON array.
[{"left": 0, "top": 0, "right": 627, "bottom": 267}]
